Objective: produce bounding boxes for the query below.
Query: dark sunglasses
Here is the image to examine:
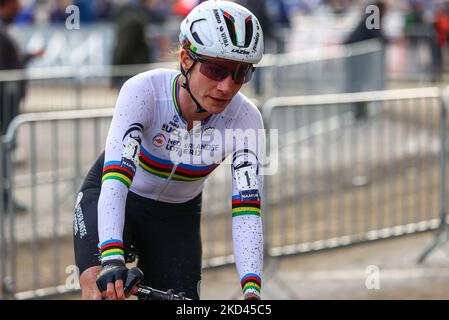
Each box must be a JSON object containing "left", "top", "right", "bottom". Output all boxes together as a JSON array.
[{"left": 188, "top": 51, "right": 255, "bottom": 85}]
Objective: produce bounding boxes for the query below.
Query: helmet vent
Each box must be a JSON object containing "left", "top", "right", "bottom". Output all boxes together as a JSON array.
[
  {"left": 222, "top": 12, "right": 238, "bottom": 46},
  {"left": 192, "top": 31, "right": 204, "bottom": 45},
  {"left": 190, "top": 19, "right": 213, "bottom": 46},
  {"left": 244, "top": 17, "right": 253, "bottom": 48}
]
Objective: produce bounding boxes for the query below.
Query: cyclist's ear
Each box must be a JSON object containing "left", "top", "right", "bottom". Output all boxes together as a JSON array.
[{"left": 180, "top": 49, "right": 194, "bottom": 70}]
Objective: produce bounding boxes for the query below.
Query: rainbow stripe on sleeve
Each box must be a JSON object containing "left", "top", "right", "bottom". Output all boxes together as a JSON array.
[
  {"left": 232, "top": 195, "right": 261, "bottom": 217},
  {"left": 102, "top": 161, "right": 135, "bottom": 189},
  {"left": 100, "top": 239, "right": 125, "bottom": 262},
  {"left": 241, "top": 273, "right": 261, "bottom": 295}
]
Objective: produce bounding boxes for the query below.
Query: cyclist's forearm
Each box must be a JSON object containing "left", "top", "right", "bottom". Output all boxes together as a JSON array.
[
  {"left": 97, "top": 76, "right": 150, "bottom": 263},
  {"left": 98, "top": 181, "right": 129, "bottom": 263},
  {"left": 232, "top": 215, "right": 263, "bottom": 297}
]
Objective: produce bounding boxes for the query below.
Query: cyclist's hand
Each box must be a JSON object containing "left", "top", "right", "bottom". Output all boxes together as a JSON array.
[
  {"left": 96, "top": 260, "right": 129, "bottom": 300},
  {"left": 244, "top": 292, "right": 261, "bottom": 300},
  {"left": 80, "top": 266, "right": 102, "bottom": 300}
]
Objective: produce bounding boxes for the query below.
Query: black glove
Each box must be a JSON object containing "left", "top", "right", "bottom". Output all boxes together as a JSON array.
[{"left": 96, "top": 259, "right": 129, "bottom": 293}]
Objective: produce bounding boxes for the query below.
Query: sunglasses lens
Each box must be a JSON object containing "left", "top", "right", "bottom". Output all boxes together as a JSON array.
[
  {"left": 234, "top": 67, "right": 254, "bottom": 85},
  {"left": 198, "top": 59, "right": 254, "bottom": 84},
  {"left": 200, "top": 63, "right": 229, "bottom": 81}
]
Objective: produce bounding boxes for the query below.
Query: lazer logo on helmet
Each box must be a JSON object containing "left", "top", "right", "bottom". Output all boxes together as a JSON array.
[{"left": 232, "top": 49, "right": 250, "bottom": 55}]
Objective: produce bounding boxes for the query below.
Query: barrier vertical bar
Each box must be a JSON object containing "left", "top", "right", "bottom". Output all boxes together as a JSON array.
[
  {"left": 5, "top": 136, "right": 16, "bottom": 298},
  {"left": 261, "top": 108, "right": 274, "bottom": 298},
  {"left": 30, "top": 122, "right": 39, "bottom": 292},
  {"left": 417, "top": 88, "right": 448, "bottom": 263},
  {"left": 51, "top": 121, "right": 61, "bottom": 286},
  {"left": 261, "top": 105, "right": 299, "bottom": 299},
  {"left": 93, "top": 118, "right": 100, "bottom": 160},
  {"left": 74, "top": 118, "right": 81, "bottom": 203},
  {"left": 443, "top": 94, "right": 449, "bottom": 228},
  {"left": 0, "top": 137, "right": 4, "bottom": 299},
  {"left": 294, "top": 105, "right": 301, "bottom": 244},
  {"left": 74, "top": 73, "right": 83, "bottom": 197}
]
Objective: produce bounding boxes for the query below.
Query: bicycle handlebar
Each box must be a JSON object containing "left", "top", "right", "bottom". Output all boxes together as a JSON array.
[
  {"left": 125, "top": 267, "right": 192, "bottom": 300},
  {"left": 134, "top": 285, "right": 191, "bottom": 300}
]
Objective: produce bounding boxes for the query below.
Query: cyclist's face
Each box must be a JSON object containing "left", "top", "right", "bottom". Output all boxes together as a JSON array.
[{"left": 182, "top": 51, "right": 246, "bottom": 114}]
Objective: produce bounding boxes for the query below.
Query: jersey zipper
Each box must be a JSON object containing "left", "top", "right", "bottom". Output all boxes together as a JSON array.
[
  {"left": 155, "top": 121, "right": 201, "bottom": 201},
  {"left": 156, "top": 75, "right": 211, "bottom": 201},
  {"left": 156, "top": 163, "right": 179, "bottom": 201}
]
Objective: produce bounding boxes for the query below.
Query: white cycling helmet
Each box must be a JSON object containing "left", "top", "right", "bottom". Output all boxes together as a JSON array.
[{"left": 179, "top": 0, "right": 264, "bottom": 64}]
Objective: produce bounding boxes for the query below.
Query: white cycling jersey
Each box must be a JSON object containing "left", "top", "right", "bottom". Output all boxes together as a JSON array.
[{"left": 97, "top": 69, "right": 264, "bottom": 296}]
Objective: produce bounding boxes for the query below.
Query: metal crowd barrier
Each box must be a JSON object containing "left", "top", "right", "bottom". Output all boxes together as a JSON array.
[
  {"left": 1, "top": 86, "right": 448, "bottom": 299},
  {"left": 0, "top": 109, "right": 114, "bottom": 299},
  {"left": 0, "top": 108, "right": 236, "bottom": 299},
  {"left": 261, "top": 87, "right": 446, "bottom": 257},
  {"left": 0, "top": 39, "right": 385, "bottom": 115}
]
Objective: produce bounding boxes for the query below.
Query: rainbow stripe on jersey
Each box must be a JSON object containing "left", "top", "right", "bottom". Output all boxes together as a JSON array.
[{"left": 138, "top": 146, "right": 220, "bottom": 182}]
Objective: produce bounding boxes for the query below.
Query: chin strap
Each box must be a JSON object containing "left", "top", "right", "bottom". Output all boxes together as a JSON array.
[{"left": 180, "top": 62, "right": 208, "bottom": 114}]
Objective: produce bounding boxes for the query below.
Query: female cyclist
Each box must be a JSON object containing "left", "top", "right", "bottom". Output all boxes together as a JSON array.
[{"left": 73, "top": 0, "right": 265, "bottom": 300}]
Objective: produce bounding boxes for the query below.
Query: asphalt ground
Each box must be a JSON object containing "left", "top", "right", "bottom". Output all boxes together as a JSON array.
[{"left": 32, "top": 231, "right": 449, "bottom": 300}]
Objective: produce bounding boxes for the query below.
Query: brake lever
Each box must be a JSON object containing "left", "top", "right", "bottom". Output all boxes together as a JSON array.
[{"left": 124, "top": 267, "right": 144, "bottom": 296}]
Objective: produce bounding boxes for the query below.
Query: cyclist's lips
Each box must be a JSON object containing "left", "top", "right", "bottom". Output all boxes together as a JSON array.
[{"left": 209, "top": 96, "right": 229, "bottom": 103}]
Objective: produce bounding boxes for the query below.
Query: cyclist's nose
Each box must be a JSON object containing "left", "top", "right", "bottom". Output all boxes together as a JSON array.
[{"left": 216, "top": 74, "right": 237, "bottom": 93}]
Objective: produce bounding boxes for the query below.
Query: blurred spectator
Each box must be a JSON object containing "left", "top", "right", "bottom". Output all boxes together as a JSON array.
[
  {"left": 267, "top": 0, "right": 292, "bottom": 29},
  {"left": 404, "top": 1, "right": 426, "bottom": 34},
  {"left": 343, "top": 0, "right": 387, "bottom": 120},
  {"left": 267, "top": 0, "right": 292, "bottom": 53},
  {"left": 13, "top": 0, "right": 37, "bottom": 24},
  {"left": 171, "top": 0, "right": 197, "bottom": 16},
  {"left": 327, "top": 0, "right": 353, "bottom": 15},
  {"left": 74, "top": 0, "right": 96, "bottom": 23},
  {"left": 238, "top": 0, "right": 276, "bottom": 50},
  {"left": 111, "top": 0, "right": 153, "bottom": 89},
  {"left": 344, "top": 0, "right": 387, "bottom": 45},
  {"left": 143, "top": 0, "right": 170, "bottom": 60},
  {"left": 299, "top": 0, "right": 323, "bottom": 14},
  {"left": 33, "top": 0, "right": 53, "bottom": 25},
  {"left": 403, "top": 0, "right": 434, "bottom": 80},
  {"left": 237, "top": 0, "right": 277, "bottom": 96},
  {"left": 0, "top": 0, "right": 44, "bottom": 213},
  {"left": 432, "top": 3, "right": 449, "bottom": 82},
  {"left": 50, "top": 0, "right": 73, "bottom": 23},
  {"left": 145, "top": 0, "right": 169, "bottom": 24},
  {"left": 96, "top": 0, "right": 114, "bottom": 21}
]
